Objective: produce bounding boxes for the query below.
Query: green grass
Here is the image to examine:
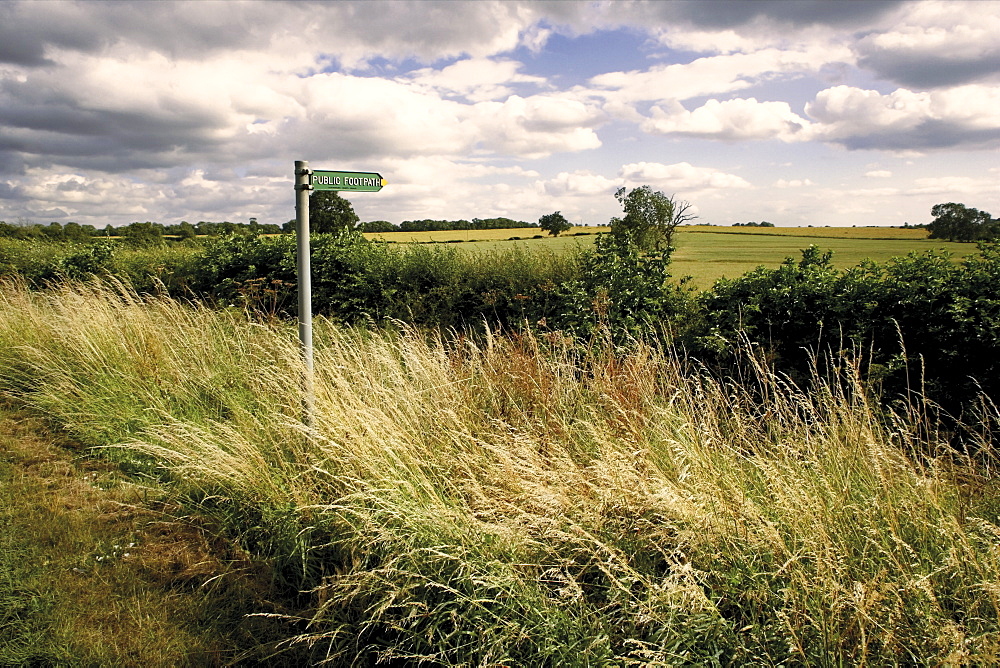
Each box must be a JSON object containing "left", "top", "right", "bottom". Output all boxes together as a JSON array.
[
  {"left": 0, "top": 408, "right": 217, "bottom": 665},
  {"left": 1, "top": 280, "right": 998, "bottom": 664},
  {"left": 0, "top": 405, "right": 319, "bottom": 666}
]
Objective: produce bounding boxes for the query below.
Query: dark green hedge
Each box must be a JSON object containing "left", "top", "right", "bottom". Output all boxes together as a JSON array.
[{"left": 3, "top": 233, "right": 998, "bottom": 433}]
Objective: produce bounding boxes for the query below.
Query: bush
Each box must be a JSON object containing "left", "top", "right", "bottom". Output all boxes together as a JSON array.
[
  {"left": 60, "top": 241, "right": 117, "bottom": 281},
  {"left": 545, "top": 233, "right": 697, "bottom": 344},
  {"left": 696, "top": 243, "right": 1000, "bottom": 429},
  {"left": 0, "top": 238, "right": 68, "bottom": 286},
  {"left": 190, "top": 233, "right": 296, "bottom": 312},
  {"left": 111, "top": 244, "right": 204, "bottom": 295},
  {"left": 188, "top": 232, "right": 582, "bottom": 331}
]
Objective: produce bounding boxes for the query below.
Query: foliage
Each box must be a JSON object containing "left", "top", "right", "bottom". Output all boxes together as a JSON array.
[
  {"left": 60, "top": 240, "right": 117, "bottom": 280},
  {"left": 0, "top": 238, "right": 67, "bottom": 285},
  {"left": 185, "top": 230, "right": 581, "bottom": 329},
  {"left": 302, "top": 229, "right": 693, "bottom": 341},
  {"left": 0, "top": 237, "right": 202, "bottom": 293},
  {"left": 538, "top": 210, "right": 573, "bottom": 237},
  {"left": 190, "top": 233, "right": 297, "bottom": 313},
  {"left": 174, "top": 220, "right": 197, "bottom": 240},
  {"left": 611, "top": 185, "right": 695, "bottom": 253},
  {"left": 399, "top": 217, "right": 536, "bottom": 232},
  {"left": 546, "top": 232, "right": 696, "bottom": 343},
  {"left": 0, "top": 220, "right": 98, "bottom": 241},
  {"left": 308, "top": 191, "right": 360, "bottom": 234},
  {"left": 120, "top": 221, "right": 165, "bottom": 248},
  {"left": 696, "top": 242, "right": 1000, "bottom": 429},
  {"left": 307, "top": 234, "right": 581, "bottom": 330},
  {"left": 193, "top": 220, "right": 283, "bottom": 236},
  {"left": 359, "top": 219, "right": 397, "bottom": 233},
  {"left": 928, "top": 202, "right": 998, "bottom": 242},
  {"left": 0, "top": 218, "right": 282, "bottom": 240}
]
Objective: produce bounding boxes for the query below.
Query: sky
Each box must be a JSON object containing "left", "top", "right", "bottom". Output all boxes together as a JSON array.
[{"left": 1, "top": 0, "right": 998, "bottom": 229}]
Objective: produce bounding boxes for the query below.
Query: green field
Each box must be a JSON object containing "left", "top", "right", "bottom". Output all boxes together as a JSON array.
[
  {"left": 670, "top": 227, "right": 977, "bottom": 288},
  {"left": 367, "top": 226, "right": 978, "bottom": 289}
]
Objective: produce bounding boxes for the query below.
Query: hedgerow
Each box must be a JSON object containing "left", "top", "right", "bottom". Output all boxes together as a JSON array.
[
  {"left": 695, "top": 242, "right": 1000, "bottom": 433},
  {"left": 1, "top": 233, "right": 997, "bottom": 433}
]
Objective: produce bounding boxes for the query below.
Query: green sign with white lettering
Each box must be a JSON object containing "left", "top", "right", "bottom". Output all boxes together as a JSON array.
[{"left": 311, "top": 170, "right": 386, "bottom": 192}]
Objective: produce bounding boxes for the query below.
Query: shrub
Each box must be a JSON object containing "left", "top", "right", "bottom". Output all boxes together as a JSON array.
[
  {"left": 190, "top": 233, "right": 296, "bottom": 311},
  {"left": 60, "top": 240, "right": 116, "bottom": 281},
  {"left": 696, "top": 243, "right": 1000, "bottom": 430},
  {"left": 0, "top": 238, "right": 66, "bottom": 286},
  {"left": 545, "top": 233, "right": 697, "bottom": 344}
]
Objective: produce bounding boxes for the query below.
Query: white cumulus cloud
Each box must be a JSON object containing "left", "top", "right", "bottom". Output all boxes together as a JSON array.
[
  {"left": 642, "top": 98, "right": 810, "bottom": 141},
  {"left": 405, "top": 58, "right": 547, "bottom": 102},
  {"left": 805, "top": 84, "right": 1000, "bottom": 150},
  {"left": 854, "top": 2, "right": 1000, "bottom": 87},
  {"left": 469, "top": 95, "right": 604, "bottom": 158},
  {"left": 775, "top": 178, "right": 815, "bottom": 188},
  {"left": 588, "top": 44, "right": 853, "bottom": 107},
  {"left": 619, "top": 162, "right": 752, "bottom": 192},
  {"left": 542, "top": 170, "right": 620, "bottom": 197}
]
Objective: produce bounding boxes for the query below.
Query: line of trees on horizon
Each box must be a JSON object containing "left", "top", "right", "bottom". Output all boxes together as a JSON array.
[
  {"left": 0, "top": 218, "right": 284, "bottom": 244},
  {"left": 3, "top": 196, "right": 996, "bottom": 244},
  {"left": 0, "top": 215, "right": 539, "bottom": 245}
]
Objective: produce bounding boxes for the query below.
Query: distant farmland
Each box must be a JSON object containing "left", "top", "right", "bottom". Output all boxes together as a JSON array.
[{"left": 366, "top": 225, "right": 978, "bottom": 289}]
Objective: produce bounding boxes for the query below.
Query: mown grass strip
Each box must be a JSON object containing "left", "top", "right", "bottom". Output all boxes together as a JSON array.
[{"left": 0, "top": 407, "right": 310, "bottom": 666}]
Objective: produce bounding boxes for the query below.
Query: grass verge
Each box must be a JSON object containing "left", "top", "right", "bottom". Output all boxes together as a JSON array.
[
  {"left": 1, "top": 279, "right": 998, "bottom": 664},
  {"left": 0, "top": 406, "right": 311, "bottom": 666}
]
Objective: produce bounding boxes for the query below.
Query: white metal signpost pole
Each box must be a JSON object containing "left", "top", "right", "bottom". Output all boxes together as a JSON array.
[
  {"left": 294, "top": 160, "right": 315, "bottom": 423},
  {"left": 294, "top": 162, "right": 386, "bottom": 425}
]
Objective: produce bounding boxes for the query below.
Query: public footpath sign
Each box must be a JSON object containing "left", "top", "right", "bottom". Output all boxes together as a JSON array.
[
  {"left": 294, "top": 160, "right": 385, "bottom": 424},
  {"left": 311, "top": 170, "right": 386, "bottom": 192}
]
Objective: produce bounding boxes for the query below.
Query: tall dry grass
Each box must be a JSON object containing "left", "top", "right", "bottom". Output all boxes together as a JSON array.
[{"left": 1, "top": 279, "right": 998, "bottom": 664}]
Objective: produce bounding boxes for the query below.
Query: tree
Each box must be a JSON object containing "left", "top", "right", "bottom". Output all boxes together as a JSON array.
[
  {"left": 175, "top": 221, "right": 197, "bottom": 240},
  {"left": 310, "top": 191, "right": 360, "bottom": 234},
  {"left": 42, "top": 222, "right": 65, "bottom": 241},
  {"left": 63, "top": 222, "right": 89, "bottom": 242},
  {"left": 360, "top": 220, "right": 398, "bottom": 233},
  {"left": 611, "top": 186, "right": 695, "bottom": 253},
  {"left": 121, "top": 221, "right": 164, "bottom": 248},
  {"left": 928, "top": 202, "right": 997, "bottom": 242},
  {"left": 538, "top": 211, "right": 572, "bottom": 236}
]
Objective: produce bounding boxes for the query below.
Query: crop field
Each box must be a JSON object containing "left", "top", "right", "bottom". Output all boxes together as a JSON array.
[
  {"left": 681, "top": 225, "right": 931, "bottom": 239},
  {"left": 365, "top": 226, "right": 608, "bottom": 243},
  {"left": 670, "top": 226, "right": 977, "bottom": 288},
  {"left": 368, "top": 225, "right": 978, "bottom": 288}
]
